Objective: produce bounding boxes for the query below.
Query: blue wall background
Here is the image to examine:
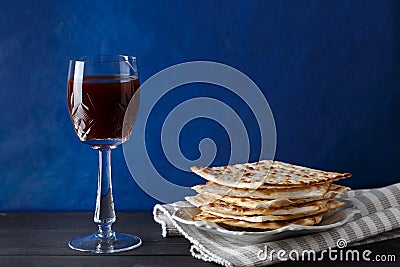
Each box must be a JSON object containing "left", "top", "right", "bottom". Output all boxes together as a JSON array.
[{"left": 0, "top": 0, "right": 399, "bottom": 211}]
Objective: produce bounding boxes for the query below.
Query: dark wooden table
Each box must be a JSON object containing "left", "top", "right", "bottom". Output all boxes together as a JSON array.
[{"left": 0, "top": 212, "right": 398, "bottom": 267}]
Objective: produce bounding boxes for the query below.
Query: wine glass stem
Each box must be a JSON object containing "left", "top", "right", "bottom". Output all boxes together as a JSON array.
[{"left": 94, "top": 146, "right": 116, "bottom": 238}]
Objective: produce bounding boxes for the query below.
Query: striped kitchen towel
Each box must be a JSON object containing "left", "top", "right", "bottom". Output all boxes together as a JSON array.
[{"left": 153, "top": 182, "right": 400, "bottom": 266}]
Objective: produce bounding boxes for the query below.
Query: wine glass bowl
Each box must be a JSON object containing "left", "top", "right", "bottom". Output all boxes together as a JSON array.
[
  {"left": 66, "top": 55, "right": 141, "bottom": 253},
  {"left": 67, "top": 55, "right": 140, "bottom": 148}
]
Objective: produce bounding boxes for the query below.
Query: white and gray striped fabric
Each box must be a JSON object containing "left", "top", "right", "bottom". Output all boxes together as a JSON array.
[{"left": 153, "top": 182, "right": 400, "bottom": 266}]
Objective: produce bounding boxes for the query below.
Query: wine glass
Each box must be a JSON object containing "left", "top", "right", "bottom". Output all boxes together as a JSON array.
[{"left": 67, "top": 55, "right": 141, "bottom": 253}]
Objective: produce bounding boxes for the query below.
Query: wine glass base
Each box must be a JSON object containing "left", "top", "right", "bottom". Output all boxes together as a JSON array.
[{"left": 69, "top": 231, "right": 142, "bottom": 253}]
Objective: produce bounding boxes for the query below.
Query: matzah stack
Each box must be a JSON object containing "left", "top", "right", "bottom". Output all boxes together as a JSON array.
[{"left": 186, "top": 160, "right": 351, "bottom": 230}]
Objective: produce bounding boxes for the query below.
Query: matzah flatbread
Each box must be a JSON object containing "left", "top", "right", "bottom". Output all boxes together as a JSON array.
[
  {"left": 186, "top": 184, "right": 349, "bottom": 209},
  {"left": 193, "top": 212, "right": 324, "bottom": 230},
  {"left": 200, "top": 199, "right": 345, "bottom": 217},
  {"left": 200, "top": 200, "right": 345, "bottom": 222},
  {"left": 186, "top": 193, "right": 306, "bottom": 209},
  {"left": 324, "top": 184, "right": 351, "bottom": 198},
  {"left": 193, "top": 181, "right": 332, "bottom": 200},
  {"left": 191, "top": 160, "right": 351, "bottom": 188}
]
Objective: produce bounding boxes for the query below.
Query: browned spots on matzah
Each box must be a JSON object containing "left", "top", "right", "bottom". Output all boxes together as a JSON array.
[{"left": 189, "top": 160, "right": 351, "bottom": 230}]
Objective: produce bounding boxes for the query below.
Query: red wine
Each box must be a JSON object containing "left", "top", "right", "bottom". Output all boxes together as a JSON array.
[{"left": 67, "top": 75, "right": 140, "bottom": 142}]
